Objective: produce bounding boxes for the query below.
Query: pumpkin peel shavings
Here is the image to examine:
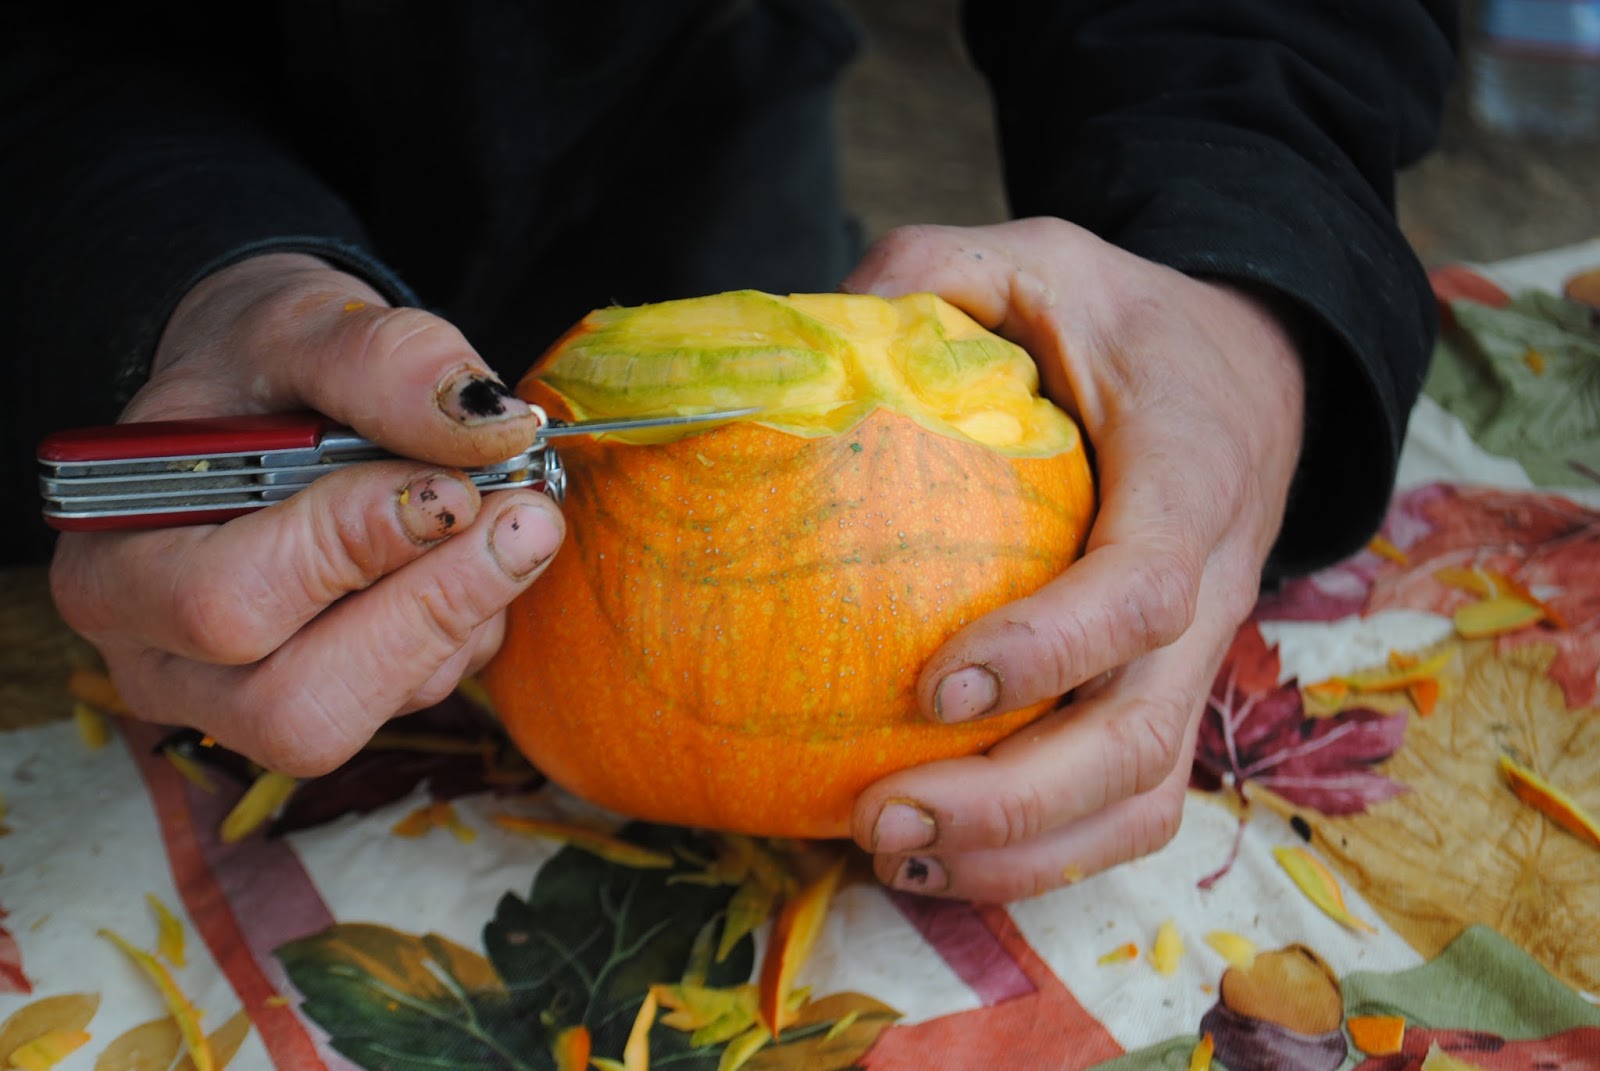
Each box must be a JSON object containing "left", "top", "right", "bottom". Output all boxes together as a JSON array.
[
  {"left": 758, "top": 857, "right": 847, "bottom": 1036},
  {"left": 1434, "top": 565, "right": 1568, "bottom": 634},
  {"left": 590, "top": 988, "right": 657, "bottom": 1071},
  {"left": 1187, "top": 1032, "right": 1215, "bottom": 1071},
  {"left": 490, "top": 814, "right": 675, "bottom": 868},
  {"left": 1305, "top": 648, "right": 1449, "bottom": 718},
  {"left": 162, "top": 746, "right": 218, "bottom": 793},
  {"left": 1203, "top": 931, "right": 1256, "bottom": 970},
  {"left": 218, "top": 771, "right": 298, "bottom": 844},
  {"left": 391, "top": 800, "right": 477, "bottom": 843},
  {"left": 1273, "top": 846, "right": 1376, "bottom": 934},
  {"left": 146, "top": 893, "right": 187, "bottom": 968},
  {"left": 550, "top": 1024, "right": 591, "bottom": 1071},
  {"left": 1346, "top": 1014, "right": 1407, "bottom": 1056},
  {"left": 98, "top": 928, "right": 214, "bottom": 1071},
  {"left": 1096, "top": 942, "right": 1139, "bottom": 966},
  {"left": 6, "top": 1029, "right": 92, "bottom": 1070},
  {"left": 64, "top": 667, "right": 131, "bottom": 716},
  {"left": 72, "top": 702, "right": 111, "bottom": 750},
  {"left": 1366, "top": 535, "right": 1410, "bottom": 565},
  {"left": 1499, "top": 754, "right": 1600, "bottom": 849},
  {"left": 1150, "top": 920, "right": 1184, "bottom": 976}
]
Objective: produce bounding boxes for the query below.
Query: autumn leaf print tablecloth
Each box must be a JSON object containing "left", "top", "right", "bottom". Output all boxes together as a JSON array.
[{"left": 3, "top": 241, "right": 1599, "bottom": 1071}]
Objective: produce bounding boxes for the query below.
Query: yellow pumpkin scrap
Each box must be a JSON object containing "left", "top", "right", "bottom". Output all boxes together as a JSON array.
[
  {"left": 1187, "top": 1032, "right": 1215, "bottom": 1071},
  {"left": 550, "top": 1024, "right": 590, "bottom": 1071},
  {"left": 219, "top": 771, "right": 297, "bottom": 844},
  {"left": 1273, "top": 847, "right": 1376, "bottom": 934},
  {"left": 147, "top": 893, "right": 188, "bottom": 968},
  {"left": 6, "top": 1029, "right": 91, "bottom": 1071},
  {"left": 1096, "top": 942, "right": 1139, "bottom": 966},
  {"left": 1150, "top": 920, "right": 1184, "bottom": 976},
  {"left": 758, "top": 857, "right": 847, "bottom": 1036},
  {"left": 1347, "top": 1014, "right": 1407, "bottom": 1056},
  {"left": 1499, "top": 754, "right": 1600, "bottom": 850},
  {"left": 1203, "top": 931, "right": 1257, "bottom": 970},
  {"left": 72, "top": 702, "right": 111, "bottom": 750},
  {"left": 99, "top": 929, "right": 214, "bottom": 1071},
  {"left": 1453, "top": 595, "right": 1546, "bottom": 639},
  {"left": 490, "top": 815, "right": 675, "bottom": 868}
]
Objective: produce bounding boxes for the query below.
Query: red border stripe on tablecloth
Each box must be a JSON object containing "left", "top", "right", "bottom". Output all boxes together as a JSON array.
[{"left": 124, "top": 722, "right": 340, "bottom": 1071}]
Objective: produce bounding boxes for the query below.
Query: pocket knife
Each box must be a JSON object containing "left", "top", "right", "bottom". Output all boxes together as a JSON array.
[{"left": 38, "top": 406, "right": 755, "bottom": 532}]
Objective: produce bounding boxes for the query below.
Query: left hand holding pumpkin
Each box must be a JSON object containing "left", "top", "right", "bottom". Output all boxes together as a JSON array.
[{"left": 841, "top": 218, "right": 1306, "bottom": 901}]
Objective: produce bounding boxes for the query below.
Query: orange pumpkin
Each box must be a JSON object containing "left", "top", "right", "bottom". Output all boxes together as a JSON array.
[{"left": 481, "top": 290, "right": 1096, "bottom": 838}]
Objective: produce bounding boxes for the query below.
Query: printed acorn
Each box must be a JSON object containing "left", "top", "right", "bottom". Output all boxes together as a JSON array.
[
  {"left": 1198, "top": 944, "right": 1349, "bottom": 1071},
  {"left": 482, "top": 290, "right": 1096, "bottom": 838}
]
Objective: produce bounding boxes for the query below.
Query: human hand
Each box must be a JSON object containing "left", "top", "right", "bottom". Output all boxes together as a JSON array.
[
  {"left": 843, "top": 219, "right": 1306, "bottom": 901},
  {"left": 49, "top": 253, "right": 566, "bottom": 774}
]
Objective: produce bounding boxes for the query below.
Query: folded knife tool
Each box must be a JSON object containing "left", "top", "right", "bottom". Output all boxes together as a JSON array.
[{"left": 38, "top": 406, "right": 756, "bottom": 532}]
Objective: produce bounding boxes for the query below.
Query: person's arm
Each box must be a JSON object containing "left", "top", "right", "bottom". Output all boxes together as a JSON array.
[
  {"left": 960, "top": 0, "right": 1458, "bottom": 577},
  {"left": 0, "top": 3, "right": 412, "bottom": 562}
]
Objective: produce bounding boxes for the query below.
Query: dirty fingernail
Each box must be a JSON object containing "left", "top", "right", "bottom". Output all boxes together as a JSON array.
[
  {"left": 489, "top": 502, "right": 562, "bottom": 579},
  {"left": 891, "top": 855, "right": 948, "bottom": 894},
  {"left": 397, "top": 473, "right": 476, "bottom": 544},
  {"left": 934, "top": 665, "right": 1000, "bottom": 723},
  {"left": 437, "top": 369, "right": 532, "bottom": 426},
  {"left": 873, "top": 799, "right": 937, "bottom": 853}
]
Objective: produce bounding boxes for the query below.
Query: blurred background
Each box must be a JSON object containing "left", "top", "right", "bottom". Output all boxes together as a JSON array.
[{"left": 833, "top": 0, "right": 1600, "bottom": 267}]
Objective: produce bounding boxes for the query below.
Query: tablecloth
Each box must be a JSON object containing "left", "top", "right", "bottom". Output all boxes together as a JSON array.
[{"left": 3, "top": 240, "right": 1598, "bottom": 1071}]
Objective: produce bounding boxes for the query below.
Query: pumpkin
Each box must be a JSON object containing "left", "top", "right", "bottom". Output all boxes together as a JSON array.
[{"left": 481, "top": 290, "right": 1096, "bottom": 838}]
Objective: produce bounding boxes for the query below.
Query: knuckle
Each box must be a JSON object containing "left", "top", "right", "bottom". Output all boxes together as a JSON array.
[
  {"left": 1122, "top": 549, "right": 1200, "bottom": 650},
  {"left": 350, "top": 305, "right": 465, "bottom": 373},
  {"left": 978, "top": 777, "right": 1052, "bottom": 849},
  {"left": 303, "top": 500, "right": 392, "bottom": 598},
  {"left": 1101, "top": 695, "right": 1187, "bottom": 805},
  {"left": 408, "top": 575, "right": 487, "bottom": 655},
  {"left": 248, "top": 688, "right": 371, "bottom": 778},
  {"left": 48, "top": 552, "right": 104, "bottom": 638},
  {"left": 1128, "top": 783, "right": 1187, "bottom": 860},
  {"left": 168, "top": 570, "right": 278, "bottom": 664},
  {"left": 1211, "top": 552, "right": 1264, "bottom": 629},
  {"left": 864, "top": 223, "right": 945, "bottom": 263},
  {"left": 1033, "top": 609, "right": 1095, "bottom": 696}
]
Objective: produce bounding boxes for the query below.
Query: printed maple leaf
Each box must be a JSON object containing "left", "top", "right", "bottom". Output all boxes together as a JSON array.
[
  {"left": 1312, "top": 641, "right": 1600, "bottom": 995},
  {"left": 0, "top": 903, "right": 30, "bottom": 995},
  {"left": 1192, "top": 622, "right": 1410, "bottom": 816},
  {"left": 1263, "top": 485, "right": 1600, "bottom": 710}
]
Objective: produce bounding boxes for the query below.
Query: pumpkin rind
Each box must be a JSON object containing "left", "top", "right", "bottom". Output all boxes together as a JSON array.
[{"left": 482, "top": 292, "right": 1096, "bottom": 838}]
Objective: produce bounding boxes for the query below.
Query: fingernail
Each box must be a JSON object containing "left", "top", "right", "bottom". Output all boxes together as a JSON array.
[
  {"left": 489, "top": 502, "right": 562, "bottom": 579},
  {"left": 397, "top": 472, "right": 476, "bottom": 544},
  {"left": 437, "top": 369, "right": 532, "bottom": 426},
  {"left": 934, "top": 665, "right": 1001, "bottom": 723},
  {"left": 891, "top": 855, "right": 948, "bottom": 894},
  {"left": 872, "top": 799, "right": 937, "bottom": 853}
]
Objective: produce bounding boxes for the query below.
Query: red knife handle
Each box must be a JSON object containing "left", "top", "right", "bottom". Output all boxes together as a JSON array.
[
  {"left": 47, "top": 507, "right": 259, "bottom": 533},
  {"left": 38, "top": 412, "right": 335, "bottom": 463}
]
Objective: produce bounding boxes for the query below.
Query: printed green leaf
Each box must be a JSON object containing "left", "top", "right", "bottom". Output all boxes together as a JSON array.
[
  {"left": 484, "top": 823, "right": 755, "bottom": 1063},
  {"left": 1425, "top": 291, "right": 1600, "bottom": 485},
  {"left": 276, "top": 924, "right": 540, "bottom": 1071}
]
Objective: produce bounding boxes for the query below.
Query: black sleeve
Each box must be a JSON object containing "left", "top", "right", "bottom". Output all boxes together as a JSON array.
[
  {"left": 0, "top": 5, "right": 416, "bottom": 564},
  {"left": 959, "top": 0, "right": 1459, "bottom": 579}
]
